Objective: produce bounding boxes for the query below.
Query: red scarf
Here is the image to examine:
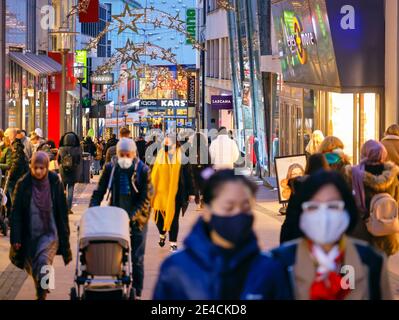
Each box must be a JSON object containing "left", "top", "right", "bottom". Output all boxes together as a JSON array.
[{"left": 308, "top": 240, "right": 351, "bottom": 300}]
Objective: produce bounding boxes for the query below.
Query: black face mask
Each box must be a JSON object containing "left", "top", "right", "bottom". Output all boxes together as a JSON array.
[{"left": 209, "top": 213, "right": 254, "bottom": 246}]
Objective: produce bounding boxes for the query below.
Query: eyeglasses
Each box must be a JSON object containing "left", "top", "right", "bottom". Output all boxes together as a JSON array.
[{"left": 301, "top": 200, "right": 345, "bottom": 212}]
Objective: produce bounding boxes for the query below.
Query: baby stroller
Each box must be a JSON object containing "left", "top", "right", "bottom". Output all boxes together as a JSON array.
[{"left": 71, "top": 206, "right": 133, "bottom": 300}]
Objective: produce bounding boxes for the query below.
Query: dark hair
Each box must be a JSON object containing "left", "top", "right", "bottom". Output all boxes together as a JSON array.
[
  {"left": 202, "top": 170, "right": 258, "bottom": 205},
  {"left": 305, "top": 153, "right": 329, "bottom": 175},
  {"left": 211, "top": 118, "right": 216, "bottom": 123},
  {"left": 286, "top": 170, "right": 358, "bottom": 237},
  {"left": 218, "top": 126, "right": 227, "bottom": 133}
]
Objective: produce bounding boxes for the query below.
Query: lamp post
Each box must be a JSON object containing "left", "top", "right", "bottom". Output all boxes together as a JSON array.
[
  {"left": 115, "top": 104, "right": 120, "bottom": 136},
  {"left": 27, "top": 85, "right": 35, "bottom": 132},
  {"left": 123, "top": 111, "right": 128, "bottom": 127},
  {"left": 73, "top": 63, "right": 86, "bottom": 139},
  {"left": 49, "top": 28, "right": 78, "bottom": 137},
  {"left": 93, "top": 91, "right": 103, "bottom": 139}
]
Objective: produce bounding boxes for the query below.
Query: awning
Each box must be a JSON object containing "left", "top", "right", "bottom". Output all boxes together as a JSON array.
[
  {"left": 8, "top": 52, "right": 62, "bottom": 77},
  {"left": 67, "top": 86, "right": 89, "bottom": 100}
]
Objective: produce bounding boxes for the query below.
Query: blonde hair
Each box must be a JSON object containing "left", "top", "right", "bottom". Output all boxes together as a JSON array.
[
  {"left": 385, "top": 124, "right": 399, "bottom": 137},
  {"left": 318, "top": 136, "right": 344, "bottom": 153}
]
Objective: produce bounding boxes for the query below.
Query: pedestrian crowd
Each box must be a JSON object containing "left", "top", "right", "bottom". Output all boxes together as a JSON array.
[{"left": 2, "top": 123, "right": 399, "bottom": 301}]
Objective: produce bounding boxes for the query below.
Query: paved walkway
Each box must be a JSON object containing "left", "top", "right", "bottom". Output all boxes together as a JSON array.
[{"left": 0, "top": 175, "right": 398, "bottom": 299}]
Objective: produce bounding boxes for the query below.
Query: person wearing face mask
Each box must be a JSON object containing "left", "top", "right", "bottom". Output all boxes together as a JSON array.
[
  {"left": 153, "top": 169, "right": 291, "bottom": 300},
  {"left": 270, "top": 170, "right": 392, "bottom": 300},
  {"left": 89, "top": 138, "right": 153, "bottom": 300},
  {"left": 151, "top": 134, "right": 195, "bottom": 252},
  {"left": 9, "top": 151, "right": 72, "bottom": 300}
]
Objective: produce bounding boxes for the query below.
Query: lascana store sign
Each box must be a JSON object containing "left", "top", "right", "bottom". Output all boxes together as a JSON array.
[{"left": 284, "top": 11, "right": 316, "bottom": 65}]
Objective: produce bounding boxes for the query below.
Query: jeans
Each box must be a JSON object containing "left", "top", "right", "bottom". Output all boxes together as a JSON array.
[
  {"left": 65, "top": 184, "right": 74, "bottom": 210},
  {"left": 130, "top": 222, "right": 148, "bottom": 297}
]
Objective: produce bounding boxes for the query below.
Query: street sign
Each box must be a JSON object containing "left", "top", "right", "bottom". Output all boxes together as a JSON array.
[{"left": 90, "top": 74, "right": 114, "bottom": 85}]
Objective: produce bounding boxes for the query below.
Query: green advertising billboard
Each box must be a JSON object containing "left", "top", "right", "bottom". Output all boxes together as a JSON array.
[
  {"left": 186, "top": 8, "right": 196, "bottom": 45},
  {"left": 75, "top": 50, "right": 87, "bottom": 84}
]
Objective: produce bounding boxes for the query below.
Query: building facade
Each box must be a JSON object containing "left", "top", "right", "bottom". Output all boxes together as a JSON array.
[{"left": 226, "top": 0, "right": 399, "bottom": 180}]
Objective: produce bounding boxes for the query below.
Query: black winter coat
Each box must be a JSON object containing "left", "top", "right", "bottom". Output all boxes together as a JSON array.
[
  {"left": 89, "top": 159, "right": 153, "bottom": 229},
  {"left": 57, "top": 146, "right": 82, "bottom": 185},
  {"left": 9, "top": 171, "right": 71, "bottom": 268},
  {"left": 7, "top": 139, "right": 29, "bottom": 193}
]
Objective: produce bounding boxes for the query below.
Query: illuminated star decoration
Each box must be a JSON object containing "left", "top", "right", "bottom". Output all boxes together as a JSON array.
[
  {"left": 217, "top": 0, "right": 235, "bottom": 11},
  {"left": 116, "top": 39, "right": 142, "bottom": 64},
  {"left": 153, "top": 18, "right": 162, "bottom": 29},
  {"left": 150, "top": 51, "right": 158, "bottom": 60},
  {"left": 161, "top": 48, "right": 177, "bottom": 63},
  {"left": 112, "top": 3, "right": 144, "bottom": 35},
  {"left": 167, "top": 13, "right": 181, "bottom": 28}
]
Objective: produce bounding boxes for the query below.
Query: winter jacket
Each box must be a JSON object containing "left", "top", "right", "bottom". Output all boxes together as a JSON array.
[
  {"left": 58, "top": 133, "right": 82, "bottom": 185},
  {"left": 9, "top": 171, "right": 72, "bottom": 268},
  {"left": 381, "top": 135, "right": 399, "bottom": 166},
  {"left": 270, "top": 237, "right": 392, "bottom": 300},
  {"left": 344, "top": 162, "right": 399, "bottom": 256},
  {"left": 89, "top": 159, "right": 153, "bottom": 229},
  {"left": 82, "top": 137, "right": 96, "bottom": 157},
  {"left": 209, "top": 134, "right": 240, "bottom": 170},
  {"left": 153, "top": 218, "right": 292, "bottom": 300},
  {"left": 103, "top": 138, "right": 118, "bottom": 161},
  {"left": 0, "top": 146, "right": 12, "bottom": 173},
  {"left": 7, "top": 139, "right": 29, "bottom": 193}
]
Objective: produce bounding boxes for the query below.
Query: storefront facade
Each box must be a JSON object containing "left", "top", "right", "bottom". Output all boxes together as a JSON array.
[
  {"left": 227, "top": 0, "right": 268, "bottom": 172},
  {"left": 271, "top": 0, "right": 385, "bottom": 164}
]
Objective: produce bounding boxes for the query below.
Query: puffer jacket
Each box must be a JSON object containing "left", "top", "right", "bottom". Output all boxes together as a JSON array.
[
  {"left": 153, "top": 218, "right": 291, "bottom": 300},
  {"left": 345, "top": 162, "right": 399, "bottom": 256}
]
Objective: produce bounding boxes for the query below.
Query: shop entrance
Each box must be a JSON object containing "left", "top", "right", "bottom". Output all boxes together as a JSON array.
[{"left": 280, "top": 98, "right": 303, "bottom": 156}]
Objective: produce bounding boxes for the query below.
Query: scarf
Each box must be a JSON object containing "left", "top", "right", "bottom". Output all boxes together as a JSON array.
[
  {"left": 151, "top": 148, "right": 182, "bottom": 232},
  {"left": 352, "top": 140, "right": 388, "bottom": 215},
  {"left": 31, "top": 151, "right": 52, "bottom": 234},
  {"left": 308, "top": 240, "right": 350, "bottom": 300}
]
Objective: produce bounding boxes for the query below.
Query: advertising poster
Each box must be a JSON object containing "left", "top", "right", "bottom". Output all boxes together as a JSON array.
[{"left": 274, "top": 154, "right": 307, "bottom": 203}]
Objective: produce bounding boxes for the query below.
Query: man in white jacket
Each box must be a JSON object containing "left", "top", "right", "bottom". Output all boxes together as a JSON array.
[{"left": 209, "top": 127, "right": 240, "bottom": 170}]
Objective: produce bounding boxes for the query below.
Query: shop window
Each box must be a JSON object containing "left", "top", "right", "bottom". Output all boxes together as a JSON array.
[{"left": 329, "top": 93, "right": 354, "bottom": 161}]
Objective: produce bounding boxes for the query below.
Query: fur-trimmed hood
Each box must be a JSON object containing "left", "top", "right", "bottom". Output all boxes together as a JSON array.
[{"left": 345, "top": 162, "right": 399, "bottom": 192}]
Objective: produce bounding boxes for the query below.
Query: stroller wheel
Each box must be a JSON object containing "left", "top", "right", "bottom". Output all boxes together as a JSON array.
[{"left": 70, "top": 287, "right": 79, "bottom": 301}]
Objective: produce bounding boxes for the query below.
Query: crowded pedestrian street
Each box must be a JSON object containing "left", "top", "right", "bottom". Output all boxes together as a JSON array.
[{"left": 1, "top": 176, "right": 399, "bottom": 300}]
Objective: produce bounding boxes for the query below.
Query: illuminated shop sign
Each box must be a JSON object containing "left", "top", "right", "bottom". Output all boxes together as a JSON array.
[
  {"left": 283, "top": 11, "right": 316, "bottom": 65},
  {"left": 139, "top": 99, "right": 188, "bottom": 108}
]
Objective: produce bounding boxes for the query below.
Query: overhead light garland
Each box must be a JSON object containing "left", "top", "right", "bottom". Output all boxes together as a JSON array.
[
  {"left": 112, "top": 3, "right": 144, "bottom": 35},
  {"left": 217, "top": 0, "right": 235, "bottom": 11}
]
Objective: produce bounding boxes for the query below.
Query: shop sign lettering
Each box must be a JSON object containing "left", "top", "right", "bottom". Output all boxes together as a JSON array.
[
  {"left": 285, "top": 15, "right": 316, "bottom": 65},
  {"left": 340, "top": 5, "right": 355, "bottom": 30}
]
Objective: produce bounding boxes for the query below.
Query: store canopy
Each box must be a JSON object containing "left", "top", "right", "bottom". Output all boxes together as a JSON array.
[
  {"left": 271, "top": 0, "right": 384, "bottom": 92},
  {"left": 8, "top": 52, "right": 62, "bottom": 77},
  {"left": 67, "top": 86, "right": 89, "bottom": 100}
]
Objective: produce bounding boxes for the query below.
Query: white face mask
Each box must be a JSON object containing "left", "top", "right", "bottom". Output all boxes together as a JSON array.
[
  {"left": 118, "top": 157, "right": 133, "bottom": 169},
  {"left": 299, "top": 208, "right": 350, "bottom": 245}
]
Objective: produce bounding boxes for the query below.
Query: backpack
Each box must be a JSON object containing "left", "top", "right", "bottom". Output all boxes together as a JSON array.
[
  {"left": 366, "top": 193, "right": 399, "bottom": 236},
  {"left": 62, "top": 153, "right": 74, "bottom": 171}
]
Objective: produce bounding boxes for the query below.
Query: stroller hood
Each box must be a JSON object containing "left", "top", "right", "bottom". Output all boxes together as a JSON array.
[{"left": 79, "top": 206, "right": 130, "bottom": 249}]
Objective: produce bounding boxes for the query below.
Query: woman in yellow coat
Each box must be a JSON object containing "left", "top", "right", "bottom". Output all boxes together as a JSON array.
[{"left": 151, "top": 135, "right": 194, "bottom": 252}]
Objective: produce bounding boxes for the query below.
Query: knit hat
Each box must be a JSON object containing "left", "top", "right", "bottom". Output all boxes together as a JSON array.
[{"left": 117, "top": 138, "right": 137, "bottom": 153}]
